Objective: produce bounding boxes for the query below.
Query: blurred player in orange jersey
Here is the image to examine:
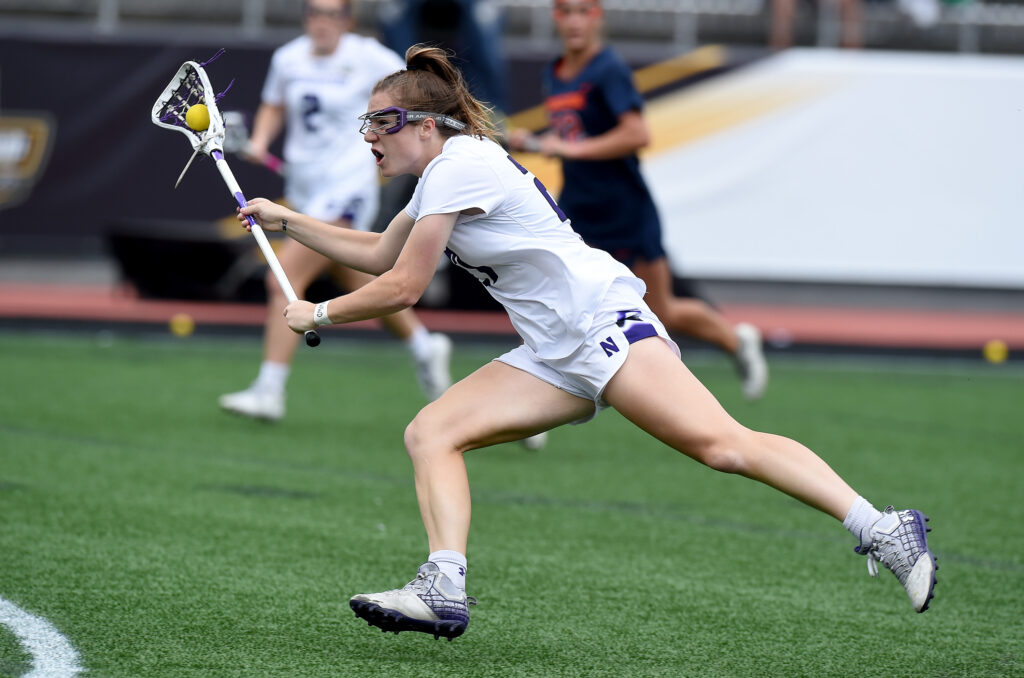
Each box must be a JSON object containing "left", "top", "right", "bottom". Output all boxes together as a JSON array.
[{"left": 508, "top": 0, "right": 767, "bottom": 400}]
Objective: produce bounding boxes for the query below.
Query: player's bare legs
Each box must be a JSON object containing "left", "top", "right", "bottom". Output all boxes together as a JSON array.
[
  {"left": 604, "top": 336, "right": 937, "bottom": 611},
  {"left": 407, "top": 336, "right": 853, "bottom": 543},
  {"left": 632, "top": 256, "right": 768, "bottom": 400},
  {"left": 352, "top": 339, "right": 934, "bottom": 638},
  {"left": 350, "top": 362, "right": 590, "bottom": 637},
  {"left": 405, "top": 361, "right": 593, "bottom": 552},
  {"left": 605, "top": 336, "right": 856, "bottom": 519}
]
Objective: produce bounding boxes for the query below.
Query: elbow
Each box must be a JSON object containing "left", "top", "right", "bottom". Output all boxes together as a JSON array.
[
  {"left": 393, "top": 286, "right": 422, "bottom": 310},
  {"left": 635, "top": 128, "right": 652, "bottom": 150},
  {"left": 631, "top": 118, "right": 652, "bottom": 150},
  {"left": 384, "top": 272, "right": 427, "bottom": 309}
]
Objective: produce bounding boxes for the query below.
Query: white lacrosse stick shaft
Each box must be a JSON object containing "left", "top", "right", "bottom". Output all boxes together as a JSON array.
[
  {"left": 212, "top": 149, "right": 321, "bottom": 346},
  {"left": 151, "top": 57, "right": 319, "bottom": 347}
]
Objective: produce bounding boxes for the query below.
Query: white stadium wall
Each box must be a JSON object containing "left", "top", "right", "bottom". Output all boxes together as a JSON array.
[{"left": 642, "top": 49, "right": 1024, "bottom": 289}]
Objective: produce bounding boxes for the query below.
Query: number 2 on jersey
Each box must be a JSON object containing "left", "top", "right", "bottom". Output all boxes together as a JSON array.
[
  {"left": 301, "top": 94, "right": 321, "bottom": 133},
  {"left": 506, "top": 155, "right": 567, "bottom": 222}
]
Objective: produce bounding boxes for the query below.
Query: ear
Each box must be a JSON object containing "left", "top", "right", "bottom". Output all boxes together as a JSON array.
[{"left": 419, "top": 116, "right": 437, "bottom": 138}]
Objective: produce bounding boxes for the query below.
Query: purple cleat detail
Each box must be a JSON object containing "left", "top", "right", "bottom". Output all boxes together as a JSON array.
[{"left": 856, "top": 506, "right": 938, "bottom": 613}]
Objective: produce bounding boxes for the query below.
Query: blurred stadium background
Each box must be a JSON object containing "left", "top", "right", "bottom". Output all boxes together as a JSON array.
[
  {"left": 0, "top": 0, "right": 1019, "bottom": 358},
  {"left": 1, "top": 0, "right": 1023, "bottom": 355}
]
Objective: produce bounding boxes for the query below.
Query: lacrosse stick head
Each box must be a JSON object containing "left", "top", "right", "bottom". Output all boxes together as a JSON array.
[{"left": 152, "top": 60, "right": 226, "bottom": 156}]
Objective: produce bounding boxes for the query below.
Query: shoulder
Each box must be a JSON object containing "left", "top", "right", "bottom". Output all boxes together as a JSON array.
[
  {"left": 591, "top": 48, "right": 631, "bottom": 77},
  {"left": 270, "top": 35, "right": 311, "bottom": 67},
  {"left": 452, "top": 136, "right": 508, "bottom": 165},
  {"left": 424, "top": 137, "right": 503, "bottom": 182},
  {"left": 346, "top": 34, "right": 404, "bottom": 66},
  {"left": 413, "top": 137, "right": 510, "bottom": 216},
  {"left": 345, "top": 33, "right": 386, "bottom": 54},
  {"left": 430, "top": 136, "right": 489, "bottom": 168},
  {"left": 274, "top": 35, "right": 311, "bottom": 59}
]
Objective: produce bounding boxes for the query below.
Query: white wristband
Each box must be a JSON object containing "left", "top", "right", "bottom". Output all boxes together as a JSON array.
[{"left": 313, "top": 301, "right": 331, "bottom": 327}]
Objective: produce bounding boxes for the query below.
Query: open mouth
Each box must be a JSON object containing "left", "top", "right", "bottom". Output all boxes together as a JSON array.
[{"left": 371, "top": 149, "right": 383, "bottom": 164}]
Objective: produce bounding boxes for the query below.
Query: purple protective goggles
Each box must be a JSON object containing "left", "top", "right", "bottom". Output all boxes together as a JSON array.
[{"left": 358, "top": 106, "right": 467, "bottom": 135}]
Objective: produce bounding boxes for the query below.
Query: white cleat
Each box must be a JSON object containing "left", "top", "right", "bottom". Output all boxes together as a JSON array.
[
  {"left": 856, "top": 506, "right": 938, "bottom": 613},
  {"left": 734, "top": 322, "right": 768, "bottom": 401},
  {"left": 415, "top": 333, "right": 453, "bottom": 401},
  {"left": 218, "top": 387, "right": 285, "bottom": 422},
  {"left": 520, "top": 432, "right": 548, "bottom": 450},
  {"left": 350, "top": 562, "right": 474, "bottom": 640}
]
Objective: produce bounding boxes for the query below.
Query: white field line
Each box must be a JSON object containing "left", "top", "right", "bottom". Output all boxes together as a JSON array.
[{"left": 0, "top": 597, "right": 82, "bottom": 678}]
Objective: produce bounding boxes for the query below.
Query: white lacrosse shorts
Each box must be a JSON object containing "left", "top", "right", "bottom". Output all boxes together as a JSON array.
[
  {"left": 286, "top": 174, "right": 379, "bottom": 231},
  {"left": 495, "top": 279, "right": 680, "bottom": 423}
]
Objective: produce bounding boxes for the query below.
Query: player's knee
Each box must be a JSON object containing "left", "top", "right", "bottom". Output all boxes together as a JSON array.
[
  {"left": 686, "top": 430, "right": 749, "bottom": 475},
  {"left": 404, "top": 409, "right": 451, "bottom": 461},
  {"left": 404, "top": 416, "right": 425, "bottom": 459}
]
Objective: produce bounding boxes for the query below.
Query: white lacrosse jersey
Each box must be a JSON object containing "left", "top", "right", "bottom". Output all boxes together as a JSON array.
[
  {"left": 405, "top": 135, "right": 645, "bottom": 360},
  {"left": 262, "top": 33, "right": 403, "bottom": 221}
]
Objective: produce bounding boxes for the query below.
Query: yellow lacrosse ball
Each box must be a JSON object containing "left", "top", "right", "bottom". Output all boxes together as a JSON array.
[
  {"left": 185, "top": 104, "right": 210, "bottom": 131},
  {"left": 983, "top": 339, "right": 1008, "bottom": 364},
  {"left": 169, "top": 313, "right": 195, "bottom": 338}
]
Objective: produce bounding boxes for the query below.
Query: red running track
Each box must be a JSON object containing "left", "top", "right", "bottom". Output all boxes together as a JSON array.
[{"left": 2, "top": 283, "right": 1023, "bottom": 351}]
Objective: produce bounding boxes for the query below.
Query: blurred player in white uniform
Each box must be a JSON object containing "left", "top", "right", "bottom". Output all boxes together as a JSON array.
[
  {"left": 219, "top": 0, "right": 452, "bottom": 422},
  {"left": 237, "top": 45, "right": 938, "bottom": 639}
]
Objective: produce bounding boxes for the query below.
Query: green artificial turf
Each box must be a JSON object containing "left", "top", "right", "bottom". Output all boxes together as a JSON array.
[
  {"left": 0, "top": 627, "right": 30, "bottom": 678},
  {"left": 0, "top": 330, "right": 1021, "bottom": 677}
]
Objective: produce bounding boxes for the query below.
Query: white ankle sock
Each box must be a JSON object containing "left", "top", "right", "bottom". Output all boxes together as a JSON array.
[
  {"left": 843, "top": 496, "right": 883, "bottom": 548},
  {"left": 406, "top": 327, "right": 434, "bottom": 363},
  {"left": 429, "top": 549, "right": 467, "bottom": 591},
  {"left": 254, "top": 361, "right": 289, "bottom": 393}
]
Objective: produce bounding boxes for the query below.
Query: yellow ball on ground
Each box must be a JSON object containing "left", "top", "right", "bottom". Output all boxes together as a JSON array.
[
  {"left": 169, "top": 313, "right": 195, "bottom": 338},
  {"left": 983, "top": 339, "right": 1008, "bottom": 364},
  {"left": 185, "top": 103, "right": 210, "bottom": 131}
]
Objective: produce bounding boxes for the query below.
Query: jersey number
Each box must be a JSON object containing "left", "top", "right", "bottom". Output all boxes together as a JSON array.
[
  {"left": 506, "top": 155, "right": 567, "bottom": 222},
  {"left": 301, "top": 94, "right": 321, "bottom": 133},
  {"left": 445, "top": 248, "right": 499, "bottom": 286},
  {"left": 443, "top": 156, "right": 569, "bottom": 288}
]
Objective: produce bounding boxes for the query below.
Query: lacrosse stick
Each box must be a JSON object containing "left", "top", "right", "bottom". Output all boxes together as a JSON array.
[
  {"left": 151, "top": 53, "right": 320, "bottom": 347},
  {"left": 222, "top": 110, "right": 285, "bottom": 177}
]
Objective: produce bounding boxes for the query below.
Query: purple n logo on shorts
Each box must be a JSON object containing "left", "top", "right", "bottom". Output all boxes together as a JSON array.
[{"left": 600, "top": 337, "right": 619, "bottom": 357}]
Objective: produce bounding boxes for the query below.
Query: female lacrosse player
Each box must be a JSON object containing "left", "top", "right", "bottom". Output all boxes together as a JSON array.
[
  {"left": 219, "top": 0, "right": 452, "bottom": 422},
  {"left": 237, "top": 45, "right": 937, "bottom": 639},
  {"left": 507, "top": 0, "right": 768, "bottom": 401}
]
